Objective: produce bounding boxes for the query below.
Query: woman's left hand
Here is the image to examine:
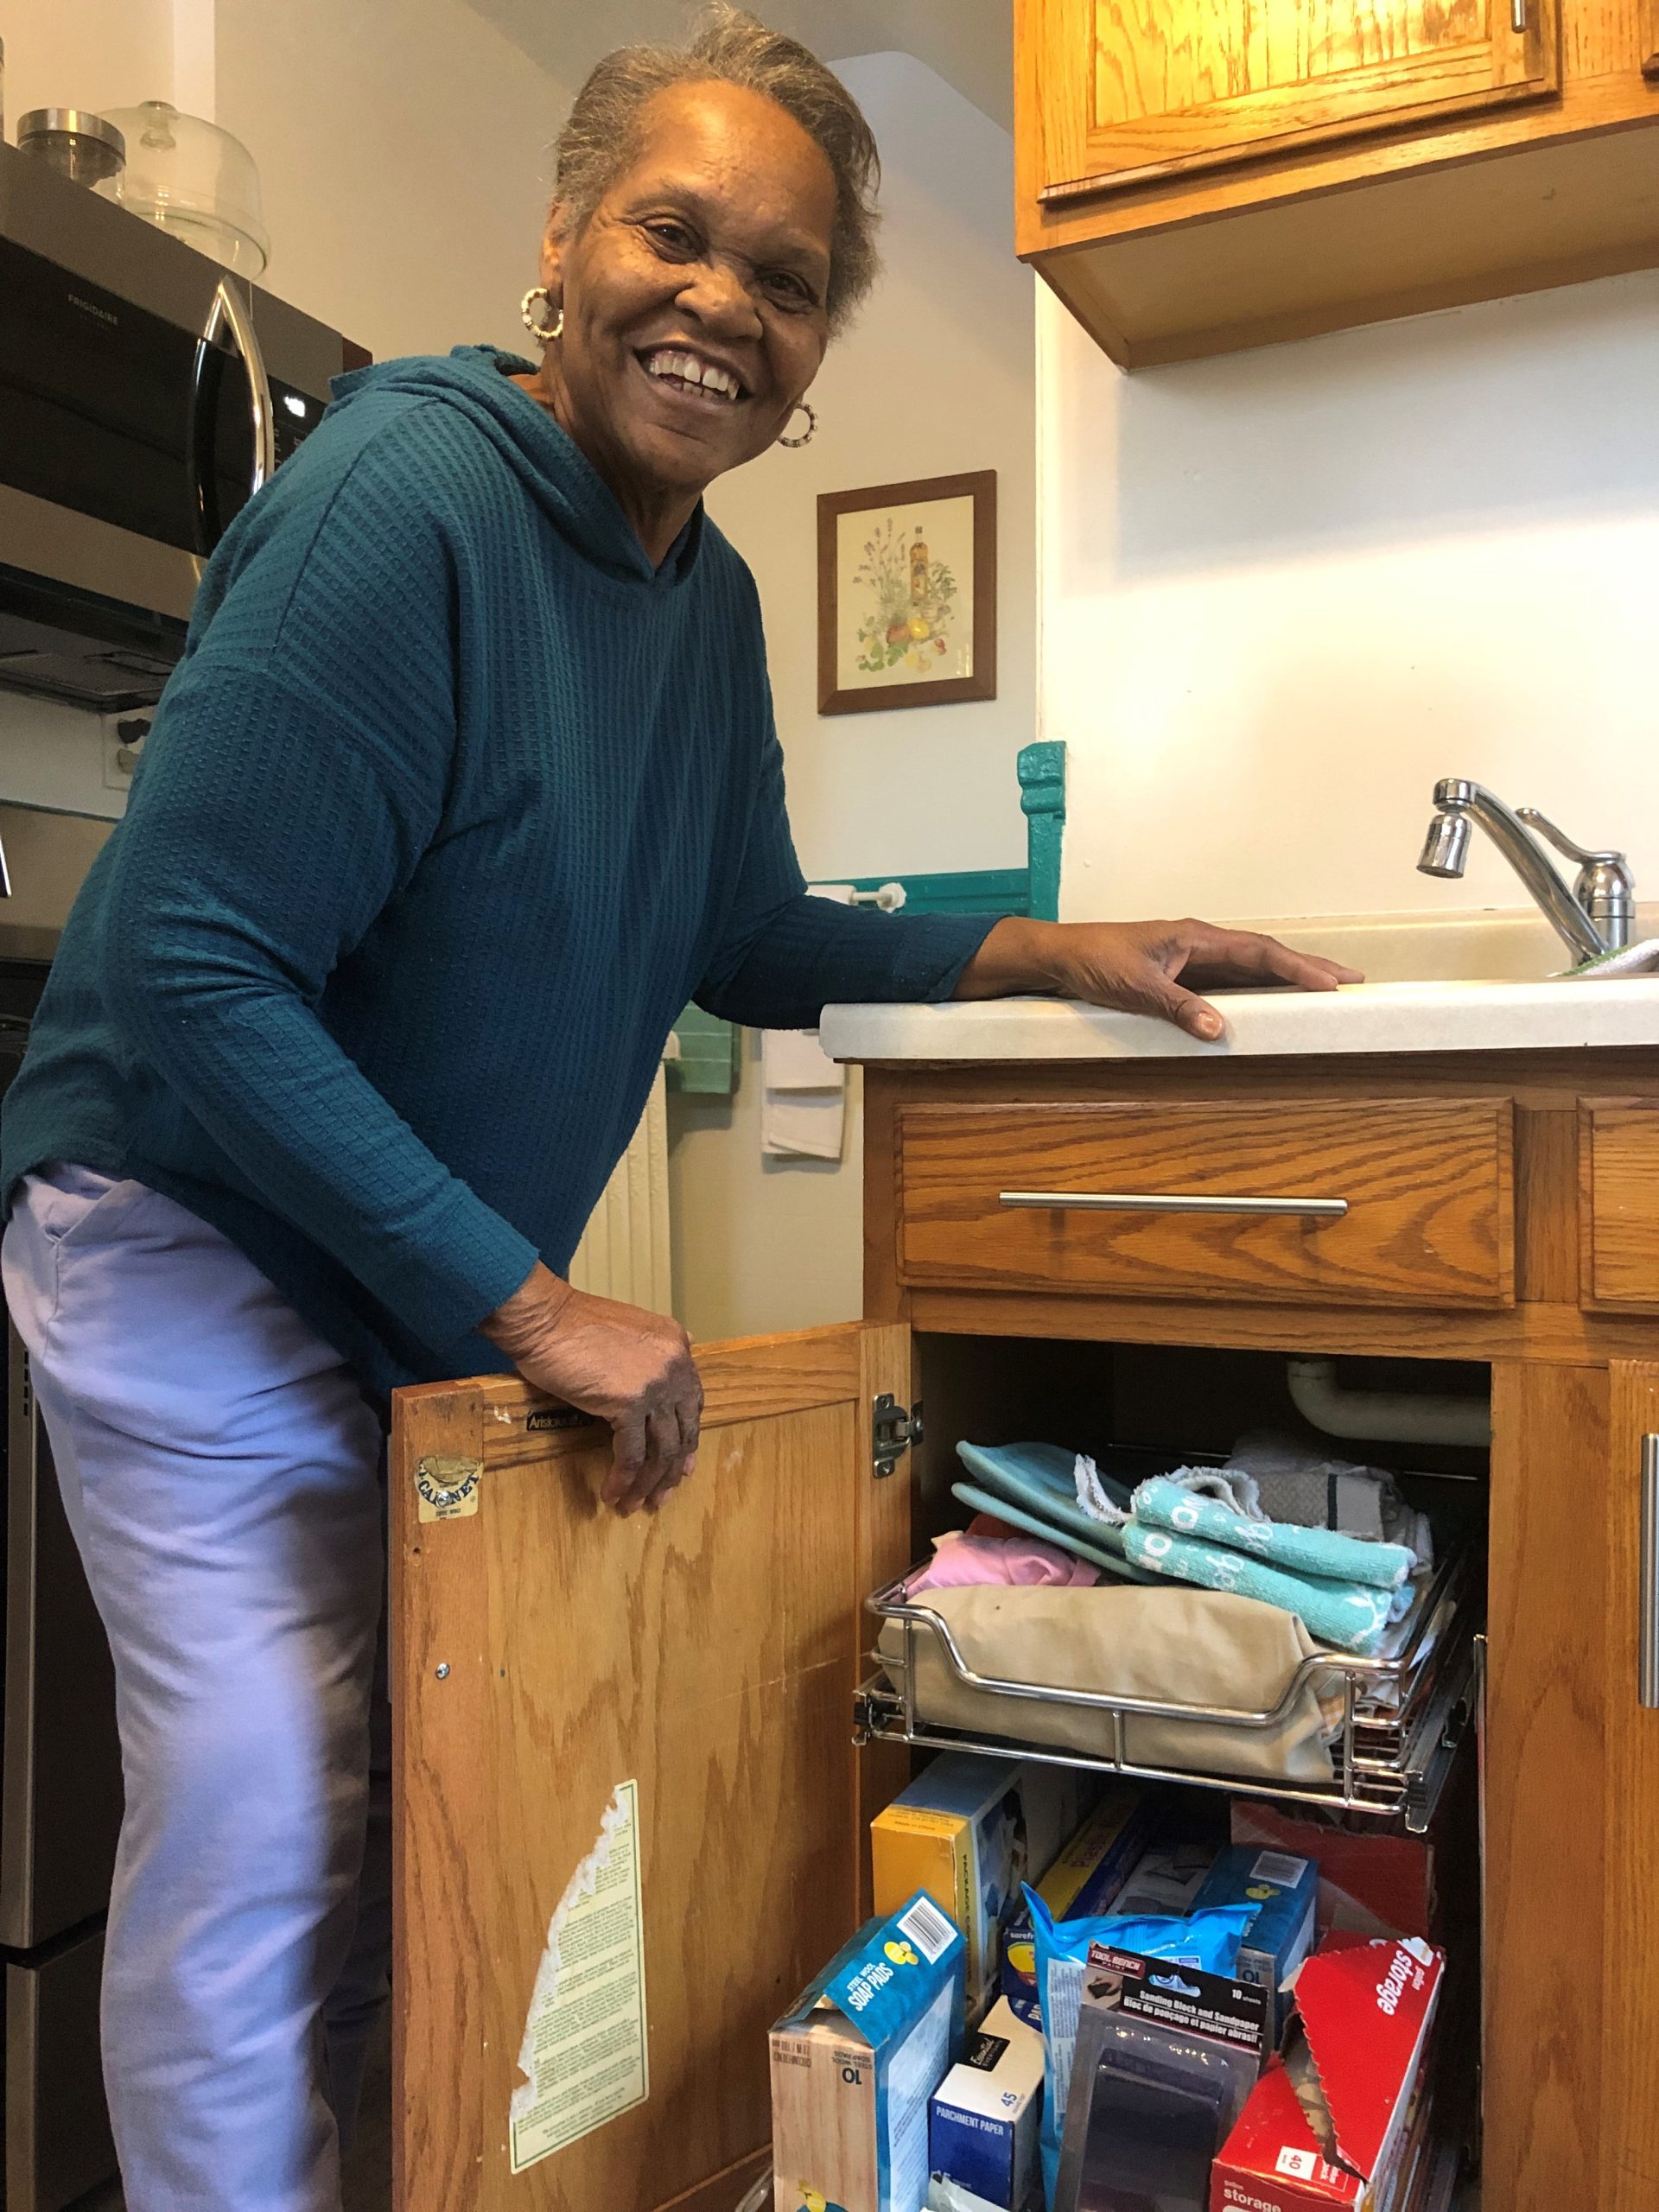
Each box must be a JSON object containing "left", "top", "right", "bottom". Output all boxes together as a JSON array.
[{"left": 954, "top": 917, "right": 1363, "bottom": 1041}]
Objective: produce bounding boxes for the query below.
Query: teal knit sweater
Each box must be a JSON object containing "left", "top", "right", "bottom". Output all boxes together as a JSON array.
[{"left": 1, "top": 347, "right": 996, "bottom": 1402}]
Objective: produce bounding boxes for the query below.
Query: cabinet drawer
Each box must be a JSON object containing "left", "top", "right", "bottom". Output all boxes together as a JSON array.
[
  {"left": 1581, "top": 1102, "right": 1659, "bottom": 1309},
  {"left": 898, "top": 1098, "right": 1514, "bottom": 1308}
]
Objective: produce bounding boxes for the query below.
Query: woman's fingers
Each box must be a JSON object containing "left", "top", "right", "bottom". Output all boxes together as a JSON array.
[
  {"left": 611, "top": 1404, "right": 682, "bottom": 1515},
  {"left": 1112, "top": 959, "right": 1225, "bottom": 1040},
  {"left": 481, "top": 1267, "right": 707, "bottom": 1519},
  {"left": 1177, "top": 924, "right": 1363, "bottom": 991}
]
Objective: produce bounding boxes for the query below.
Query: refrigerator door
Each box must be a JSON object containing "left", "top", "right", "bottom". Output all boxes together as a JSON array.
[
  {"left": 5, "top": 1923, "right": 116, "bottom": 2211},
  {"left": 2, "top": 1324, "right": 124, "bottom": 1950}
]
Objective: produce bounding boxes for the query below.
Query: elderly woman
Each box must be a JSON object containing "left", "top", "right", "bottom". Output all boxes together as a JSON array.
[{"left": 0, "top": 10, "right": 1353, "bottom": 2211}]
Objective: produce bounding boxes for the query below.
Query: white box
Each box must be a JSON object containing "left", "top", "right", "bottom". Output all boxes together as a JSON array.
[{"left": 927, "top": 1998, "right": 1044, "bottom": 2210}]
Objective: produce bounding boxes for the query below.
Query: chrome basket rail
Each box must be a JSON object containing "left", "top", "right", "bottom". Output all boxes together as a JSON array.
[{"left": 854, "top": 1548, "right": 1475, "bottom": 1835}]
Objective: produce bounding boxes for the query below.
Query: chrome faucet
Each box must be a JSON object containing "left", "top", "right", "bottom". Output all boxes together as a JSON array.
[{"left": 1418, "top": 778, "right": 1633, "bottom": 963}]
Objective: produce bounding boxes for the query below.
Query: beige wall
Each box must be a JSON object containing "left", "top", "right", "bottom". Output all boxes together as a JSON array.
[
  {"left": 672, "top": 1042, "right": 868, "bottom": 1343},
  {"left": 672, "top": 51, "right": 1037, "bottom": 1344},
  {"left": 1, "top": 0, "right": 563, "bottom": 362},
  {"left": 705, "top": 51, "right": 1038, "bottom": 883},
  {"left": 214, "top": 0, "right": 564, "bottom": 363},
  {"left": 2, "top": 0, "right": 179, "bottom": 122},
  {"left": 1039, "top": 270, "right": 1659, "bottom": 927}
]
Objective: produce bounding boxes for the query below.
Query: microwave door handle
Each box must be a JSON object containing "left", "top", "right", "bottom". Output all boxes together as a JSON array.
[
  {"left": 190, "top": 278, "right": 276, "bottom": 552},
  {"left": 213, "top": 277, "right": 275, "bottom": 496}
]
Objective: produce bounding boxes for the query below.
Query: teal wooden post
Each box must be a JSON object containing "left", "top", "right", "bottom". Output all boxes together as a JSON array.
[{"left": 1019, "top": 741, "right": 1066, "bottom": 922}]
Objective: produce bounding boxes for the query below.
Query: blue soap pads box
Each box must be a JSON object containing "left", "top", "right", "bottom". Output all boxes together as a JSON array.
[
  {"left": 771, "top": 1891, "right": 968, "bottom": 2212},
  {"left": 1190, "top": 1843, "right": 1319, "bottom": 2040}
]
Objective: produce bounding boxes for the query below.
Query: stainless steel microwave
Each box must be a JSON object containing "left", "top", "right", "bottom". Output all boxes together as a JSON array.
[{"left": 0, "top": 139, "right": 359, "bottom": 713}]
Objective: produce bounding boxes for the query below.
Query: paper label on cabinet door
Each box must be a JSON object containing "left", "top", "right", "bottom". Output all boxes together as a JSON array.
[
  {"left": 508, "top": 1778, "right": 649, "bottom": 2172},
  {"left": 413, "top": 1454, "right": 482, "bottom": 1523}
]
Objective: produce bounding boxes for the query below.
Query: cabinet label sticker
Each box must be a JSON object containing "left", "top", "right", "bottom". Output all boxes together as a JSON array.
[
  {"left": 509, "top": 1777, "right": 650, "bottom": 2174},
  {"left": 413, "top": 1454, "right": 483, "bottom": 1523}
]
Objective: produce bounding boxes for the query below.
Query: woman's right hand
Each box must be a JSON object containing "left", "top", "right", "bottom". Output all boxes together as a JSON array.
[{"left": 480, "top": 1263, "right": 702, "bottom": 1516}]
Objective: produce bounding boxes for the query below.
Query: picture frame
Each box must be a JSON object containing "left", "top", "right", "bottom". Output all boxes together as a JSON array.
[{"left": 817, "top": 469, "right": 997, "bottom": 715}]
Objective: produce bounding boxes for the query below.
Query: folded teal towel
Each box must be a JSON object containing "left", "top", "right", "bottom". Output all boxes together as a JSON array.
[
  {"left": 1121, "top": 1522, "right": 1395, "bottom": 1655},
  {"left": 948, "top": 1481, "right": 1154, "bottom": 1583},
  {"left": 957, "top": 1440, "right": 1136, "bottom": 1559},
  {"left": 1134, "top": 1475, "right": 1414, "bottom": 1592}
]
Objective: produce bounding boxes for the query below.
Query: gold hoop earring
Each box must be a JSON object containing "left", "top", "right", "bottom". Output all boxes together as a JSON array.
[
  {"left": 778, "top": 399, "right": 817, "bottom": 448},
  {"left": 520, "top": 285, "right": 564, "bottom": 344}
]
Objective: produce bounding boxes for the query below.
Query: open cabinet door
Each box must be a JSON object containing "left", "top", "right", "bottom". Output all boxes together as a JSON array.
[
  {"left": 1487, "top": 1359, "right": 1659, "bottom": 2209},
  {"left": 390, "top": 1321, "right": 913, "bottom": 2212}
]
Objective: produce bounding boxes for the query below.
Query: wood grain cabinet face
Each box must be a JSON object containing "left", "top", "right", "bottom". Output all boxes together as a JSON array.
[
  {"left": 390, "top": 1325, "right": 913, "bottom": 2212},
  {"left": 1581, "top": 1100, "right": 1659, "bottom": 1309},
  {"left": 897, "top": 1097, "right": 1515, "bottom": 1309},
  {"left": 1033, "top": 0, "right": 1560, "bottom": 202}
]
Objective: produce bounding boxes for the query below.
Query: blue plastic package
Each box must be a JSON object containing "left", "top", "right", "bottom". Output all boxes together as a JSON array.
[{"left": 1025, "top": 1886, "right": 1255, "bottom": 2209}]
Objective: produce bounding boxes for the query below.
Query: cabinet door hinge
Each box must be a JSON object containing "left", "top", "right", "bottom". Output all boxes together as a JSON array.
[{"left": 873, "top": 1394, "right": 923, "bottom": 1479}]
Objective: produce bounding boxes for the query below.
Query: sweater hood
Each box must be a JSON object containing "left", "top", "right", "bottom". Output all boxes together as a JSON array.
[{"left": 326, "top": 344, "right": 704, "bottom": 588}]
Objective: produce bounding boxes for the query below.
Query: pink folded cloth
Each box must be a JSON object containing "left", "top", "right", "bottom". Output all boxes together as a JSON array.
[{"left": 905, "top": 1530, "right": 1099, "bottom": 1596}]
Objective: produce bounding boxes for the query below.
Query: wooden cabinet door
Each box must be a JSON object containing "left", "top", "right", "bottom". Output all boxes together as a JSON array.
[
  {"left": 1486, "top": 1359, "right": 1659, "bottom": 2209},
  {"left": 1024, "top": 0, "right": 1561, "bottom": 203},
  {"left": 389, "top": 1323, "right": 913, "bottom": 2212}
]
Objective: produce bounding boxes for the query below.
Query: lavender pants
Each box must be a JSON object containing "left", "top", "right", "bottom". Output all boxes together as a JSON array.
[{"left": 2, "top": 1166, "right": 391, "bottom": 2212}]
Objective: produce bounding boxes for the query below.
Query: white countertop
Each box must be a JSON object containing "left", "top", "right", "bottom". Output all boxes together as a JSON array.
[{"left": 819, "top": 978, "right": 1659, "bottom": 1064}]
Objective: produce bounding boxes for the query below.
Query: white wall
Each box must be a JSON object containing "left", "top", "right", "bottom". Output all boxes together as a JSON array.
[
  {"left": 673, "top": 52, "right": 1037, "bottom": 1342},
  {"left": 707, "top": 50, "right": 1037, "bottom": 881},
  {"left": 1039, "top": 270, "right": 1659, "bottom": 925},
  {"left": 215, "top": 0, "right": 562, "bottom": 363}
]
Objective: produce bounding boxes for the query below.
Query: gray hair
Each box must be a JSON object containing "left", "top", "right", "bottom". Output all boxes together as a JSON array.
[{"left": 552, "top": 3, "right": 880, "bottom": 334}]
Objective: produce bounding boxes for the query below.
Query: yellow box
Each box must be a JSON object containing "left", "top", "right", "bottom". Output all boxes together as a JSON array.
[{"left": 869, "top": 1755, "right": 1093, "bottom": 2018}]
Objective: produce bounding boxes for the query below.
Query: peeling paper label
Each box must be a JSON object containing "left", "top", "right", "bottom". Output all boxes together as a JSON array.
[{"left": 509, "top": 1778, "right": 649, "bottom": 2173}]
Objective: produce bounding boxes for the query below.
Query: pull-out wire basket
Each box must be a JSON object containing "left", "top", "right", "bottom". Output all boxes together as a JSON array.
[{"left": 854, "top": 1549, "right": 1476, "bottom": 1835}]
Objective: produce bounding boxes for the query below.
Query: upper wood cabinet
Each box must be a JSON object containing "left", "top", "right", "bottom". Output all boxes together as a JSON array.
[
  {"left": 1016, "top": 0, "right": 1659, "bottom": 365},
  {"left": 1044, "top": 0, "right": 1558, "bottom": 200}
]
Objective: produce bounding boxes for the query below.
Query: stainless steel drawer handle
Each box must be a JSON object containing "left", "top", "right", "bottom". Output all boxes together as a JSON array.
[
  {"left": 997, "top": 1190, "right": 1350, "bottom": 1220},
  {"left": 1642, "top": 1433, "right": 1659, "bottom": 1710}
]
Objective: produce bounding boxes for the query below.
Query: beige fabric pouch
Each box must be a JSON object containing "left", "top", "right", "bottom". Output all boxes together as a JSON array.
[{"left": 875, "top": 1583, "right": 1337, "bottom": 1786}]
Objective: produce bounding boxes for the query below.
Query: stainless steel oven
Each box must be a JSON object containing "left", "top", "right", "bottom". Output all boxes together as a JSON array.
[{"left": 0, "top": 136, "right": 359, "bottom": 713}]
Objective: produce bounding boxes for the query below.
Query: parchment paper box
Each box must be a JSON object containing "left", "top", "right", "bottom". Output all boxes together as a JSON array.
[
  {"left": 871, "top": 1754, "right": 1097, "bottom": 2018},
  {"left": 772, "top": 1891, "right": 967, "bottom": 2212},
  {"left": 1210, "top": 1933, "right": 1446, "bottom": 2212},
  {"left": 926, "top": 1996, "right": 1045, "bottom": 2209}
]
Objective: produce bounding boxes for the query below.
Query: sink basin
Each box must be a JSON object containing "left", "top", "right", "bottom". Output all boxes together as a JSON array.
[{"left": 1267, "top": 906, "right": 1658, "bottom": 985}]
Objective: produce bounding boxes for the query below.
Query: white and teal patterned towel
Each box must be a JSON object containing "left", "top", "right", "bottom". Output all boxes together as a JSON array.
[
  {"left": 1121, "top": 1521, "right": 1396, "bottom": 1656},
  {"left": 1133, "top": 1475, "right": 1414, "bottom": 1592}
]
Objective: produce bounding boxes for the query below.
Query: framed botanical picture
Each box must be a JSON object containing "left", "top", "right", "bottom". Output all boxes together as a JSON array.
[{"left": 817, "top": 469, "right": 996, "bottom": 715}]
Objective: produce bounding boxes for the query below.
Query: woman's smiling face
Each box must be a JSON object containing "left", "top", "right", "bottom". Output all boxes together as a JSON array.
[{"left": 536, "top": 78, "right": 836, "bottom": 527}]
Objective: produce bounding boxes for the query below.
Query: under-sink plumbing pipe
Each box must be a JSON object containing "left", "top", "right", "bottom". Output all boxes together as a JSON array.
[{"left": 1286, "top": 1357, "right": 1491, "bottom": 1449}]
